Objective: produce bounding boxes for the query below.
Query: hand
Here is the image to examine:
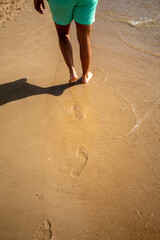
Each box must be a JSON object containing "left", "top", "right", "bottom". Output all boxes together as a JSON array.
[{"left": 34, "top": 0, "right": 45, "bottom": 14}]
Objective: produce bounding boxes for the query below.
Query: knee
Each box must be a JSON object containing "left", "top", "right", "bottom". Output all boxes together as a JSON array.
[
  {"left": 77, "top": 36, "right": 90, "bottom": 47},
  {"left": 58, "top": 33, "right": 69, "bottom": 42}
]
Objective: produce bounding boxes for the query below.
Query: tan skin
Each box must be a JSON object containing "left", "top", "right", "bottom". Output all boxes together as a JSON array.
[{"left": 34, "top": 0, "right": 93, "bottom": 83}]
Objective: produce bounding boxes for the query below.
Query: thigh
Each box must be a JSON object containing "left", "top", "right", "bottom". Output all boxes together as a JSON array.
[
  {"left": 75, "top": 22, "right": 92, "bottom": 43},
  {"left": 73, "top": 0, "right": 98, "bottom": 25}
]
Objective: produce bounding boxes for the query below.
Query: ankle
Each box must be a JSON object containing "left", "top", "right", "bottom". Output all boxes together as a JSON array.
[
  {"left": 83, "top": 71, "right": 89, "bottom": 78},
  {"left": 69, "top": 66, "right": 76, "bottom": 75}
]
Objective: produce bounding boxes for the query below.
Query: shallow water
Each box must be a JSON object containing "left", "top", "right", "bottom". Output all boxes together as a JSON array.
[{"left": 97, "top": 0, "right": 160, "bottom": 56}]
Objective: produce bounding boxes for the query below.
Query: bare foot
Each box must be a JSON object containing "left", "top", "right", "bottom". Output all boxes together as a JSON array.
[
  {"left": 69, "top": 68, "right": 78, "bottom": 83},
  {"left": 82, "top": 72, "right": 93, "bottom": 84}
]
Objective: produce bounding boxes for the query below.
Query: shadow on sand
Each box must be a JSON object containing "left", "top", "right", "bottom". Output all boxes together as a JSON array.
[{"left": 0, "top": 78, "right": 83, "bottom": 106}]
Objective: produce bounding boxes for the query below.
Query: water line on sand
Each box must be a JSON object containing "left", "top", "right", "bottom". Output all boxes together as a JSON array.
[
  {"left": 93, "top": 66, "right": 141, "bottom": 139},
  {"left": 100, "top": 85, "right": 140, "bottom": 139},
  {"left": 116, "top": 30, "right": 160, "bottom": 57}
]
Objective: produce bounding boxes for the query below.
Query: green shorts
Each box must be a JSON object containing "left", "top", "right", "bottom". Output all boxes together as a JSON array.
[{"left": 47, "top": 0, "right": 98, "bottom": 25}]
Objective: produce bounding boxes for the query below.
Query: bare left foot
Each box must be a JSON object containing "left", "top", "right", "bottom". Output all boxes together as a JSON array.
[{"left": 69, "top": 68, "right": 78, "bottom": 83}]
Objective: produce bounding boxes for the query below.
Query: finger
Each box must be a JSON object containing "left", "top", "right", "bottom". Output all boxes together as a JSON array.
[
  {"left": 35, "top": 6, "right": 43, "bottom": 14},
  {"left": 42, "top": 1, "right": 45, "bottom": 9},
  {"left": 38, "top": 9, "right": 43, "bottom": 14}
]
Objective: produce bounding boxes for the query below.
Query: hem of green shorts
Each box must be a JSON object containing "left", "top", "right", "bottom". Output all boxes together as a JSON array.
[
  {"left": 52, "top": 18, "right": 96, "bottom": 26},
  {"left": 53, "top": 18, "right": 72, "bottom": 26},
  {"left": 74, "top": 19, "right": 95, "bottom": 25}
]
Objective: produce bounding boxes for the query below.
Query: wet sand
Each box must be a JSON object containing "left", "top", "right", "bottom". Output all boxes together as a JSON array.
[{"left": 0, "top": 1, "right": 160, "bottom": 240}]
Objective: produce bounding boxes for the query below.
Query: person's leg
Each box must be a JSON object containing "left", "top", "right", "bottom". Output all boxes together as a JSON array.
[
  {"left": 54, "top": 22, "right": 78, "bottom": 82},
  {"left": 75, "top": 22, "right": 93, "bottom": 84}
]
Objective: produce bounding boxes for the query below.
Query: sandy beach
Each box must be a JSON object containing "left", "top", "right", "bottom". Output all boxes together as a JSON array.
[{"left": 0, "top": 0, "right": 160, "bottom": 239}]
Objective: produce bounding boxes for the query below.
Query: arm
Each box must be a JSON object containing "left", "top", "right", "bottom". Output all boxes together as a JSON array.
[{"left": 34, "top": 0, "right": 45, "bottom": 14}]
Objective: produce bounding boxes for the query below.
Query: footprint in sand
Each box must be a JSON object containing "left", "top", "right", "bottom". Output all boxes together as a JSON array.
[
  {"left": 72, "top": 101, "right": 84, "bottom": 120},
  {"left": 35, "top": 219, "right": 52, "bottom": 240},
  {"left": 71, "top": 147, "right": 88, "bottom": 177}
]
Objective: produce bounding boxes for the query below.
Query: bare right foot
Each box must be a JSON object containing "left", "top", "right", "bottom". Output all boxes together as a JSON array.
[{"left": 82, "top": 72, "right": 93, "bottom": 84}]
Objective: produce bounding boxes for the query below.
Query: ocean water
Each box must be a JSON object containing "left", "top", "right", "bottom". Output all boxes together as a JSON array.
[{"left": 97, "top": 0, "right": 160, "bottom": 56}]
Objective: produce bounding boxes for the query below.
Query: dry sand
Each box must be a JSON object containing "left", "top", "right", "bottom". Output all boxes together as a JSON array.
[{"left": 0, "top": 1, "right": 160, "bottom": 240}]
